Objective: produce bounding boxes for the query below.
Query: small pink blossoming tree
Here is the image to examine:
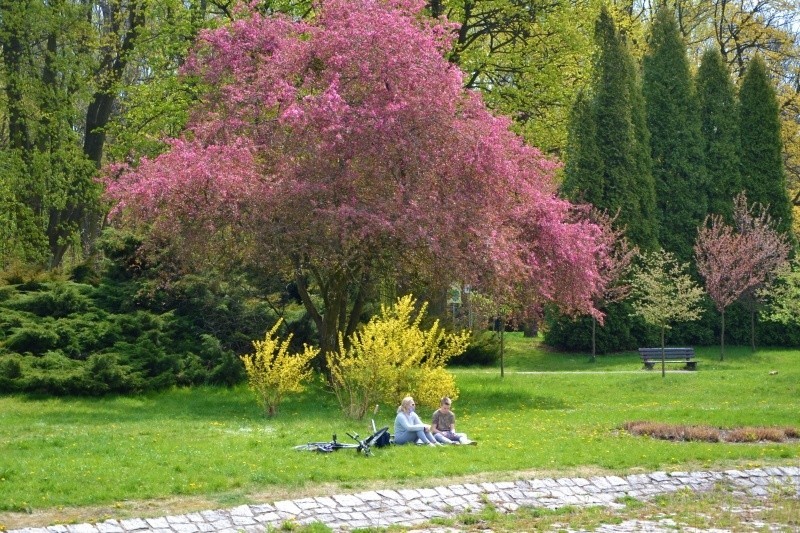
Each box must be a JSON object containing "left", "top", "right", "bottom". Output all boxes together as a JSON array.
[
  {"left": 104, "top": 0, "right": 609, "bottom": 353},
  {"left": 694, "top": 193, "right": 790, "bottom": 360}
]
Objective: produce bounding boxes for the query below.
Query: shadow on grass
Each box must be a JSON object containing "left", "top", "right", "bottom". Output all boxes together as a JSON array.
[
  {"left": 467, "top": 388, "right": 571, "bottom": 410},
  {"left": 10, "top": 385, "right": 343, "bottom": 426}
]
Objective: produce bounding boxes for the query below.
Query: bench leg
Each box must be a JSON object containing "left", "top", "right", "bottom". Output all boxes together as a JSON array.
[
  {"left": 685, "top": 362, "right": 697, "bottom": 370},
  {"left": 643, "top": 362, "right": 654, "bottom": 370}
]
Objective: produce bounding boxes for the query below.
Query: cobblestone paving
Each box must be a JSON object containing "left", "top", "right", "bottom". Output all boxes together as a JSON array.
[{"left": 8, "top": 467, "right": 799, "bottom": 533}]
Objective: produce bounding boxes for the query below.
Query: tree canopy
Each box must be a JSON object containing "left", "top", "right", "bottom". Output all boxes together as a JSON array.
[{"left": 105, "top": 0, "right": 610, "bottom": 352}]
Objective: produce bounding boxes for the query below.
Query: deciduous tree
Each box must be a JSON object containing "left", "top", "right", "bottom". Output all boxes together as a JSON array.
[
  {"left": 105, "top": 0, "right": 610, "bottom": 354},
  {"left": 762, "top": 258, "right": 800, "bottom": 326},
  {"left": 630, "top": 249, "right": 705, "bottom": 376},
  {"left": 695, "top": 193, "right": 790, "bottom": 360}
]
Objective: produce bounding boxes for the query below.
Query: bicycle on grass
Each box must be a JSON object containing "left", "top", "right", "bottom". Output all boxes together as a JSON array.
[{"left": 293, "top": 425, "right": 389, "bottom": 457}]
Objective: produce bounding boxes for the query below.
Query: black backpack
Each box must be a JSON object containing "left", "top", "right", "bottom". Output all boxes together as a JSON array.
[{"left": 369, "top": 426, "right": 392, "bottom": 447}]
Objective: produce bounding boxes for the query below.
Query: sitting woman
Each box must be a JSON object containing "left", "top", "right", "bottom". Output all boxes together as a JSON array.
[{"left": 394, "top": 396, "right": 441, "bottom": 446}]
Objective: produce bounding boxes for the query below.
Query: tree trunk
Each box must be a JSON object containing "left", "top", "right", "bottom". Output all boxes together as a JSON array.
[
  {"left": 660, "top": 326, "right": 666, "bottom": 378},
  {"left": 591, "top": 317, "right": 597, "bottom": 363},
  {"left": 1, "top": 27, "right": 32, "bottom": 152},
  {"left": 719, "top": 308, "right": 725, "bottom": 361},
  {"left": 428, "top": 0, "right": 444, "bottom": 18},
  {"left": 750, "top": 308, "right": 756, "bottom": 352},
  {"left": 499, "top": 317, "right": 505, "bottom": 378},
  {"left": 293, "top": 262, "right": 370, "bottom": 357},
  {"left": 81, "top": 0, "right": 145, "bottom": 257}
]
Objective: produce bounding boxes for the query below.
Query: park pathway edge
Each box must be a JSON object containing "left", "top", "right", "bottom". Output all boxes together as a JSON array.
[{"left": 6, "top": 467, "right": 800, "bottom": 533}]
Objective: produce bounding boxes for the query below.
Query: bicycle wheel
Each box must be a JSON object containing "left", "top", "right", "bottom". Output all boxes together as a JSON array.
[{"left": 293, "top": 443, "right": 334, "bottom": 452}]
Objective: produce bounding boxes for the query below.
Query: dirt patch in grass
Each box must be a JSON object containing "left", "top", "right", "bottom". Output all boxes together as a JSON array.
[{"left": 623, "top": 421, "right": 800, "bottom": 443}]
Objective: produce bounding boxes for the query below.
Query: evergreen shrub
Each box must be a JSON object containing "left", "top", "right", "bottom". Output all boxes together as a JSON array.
[{"left": 449, "top": 330, "right": 500, "bottom": 366}]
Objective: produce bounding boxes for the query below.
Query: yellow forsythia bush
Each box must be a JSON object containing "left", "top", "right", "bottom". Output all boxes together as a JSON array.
[
  {"left": 241, "top": 319, "right": 318, "bottom": 417},
  {"left": 327, "top": 295, "right": 469, "bottom": 419}
]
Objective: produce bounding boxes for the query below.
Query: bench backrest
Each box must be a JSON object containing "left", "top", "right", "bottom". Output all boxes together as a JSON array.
[{"left": 638, "top": 347, "right": 695, "bottom": 358}]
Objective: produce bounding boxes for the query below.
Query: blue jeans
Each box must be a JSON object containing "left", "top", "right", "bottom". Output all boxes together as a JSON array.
[{"left": 394, "top": 429, "right": 436, "bottom": 445}]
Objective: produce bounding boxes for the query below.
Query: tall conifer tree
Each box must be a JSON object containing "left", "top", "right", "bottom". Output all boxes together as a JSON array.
[
  {"left": 562, "top": 90, "right": 603, "bottom": 206},
  {"left": 739, "top": 56, "right": 794, "bottom": 238},
  {"left": 551, "top": 6, "right": 658, "bottom": 354},
  {"left": 697, "top": 48, "right": 741, "bottom": 222},
  {"left": 643, "top": 8, "right": 707, "bottom": 264},
  {"left": 562, "top": 6, "right": 658, "bottom": 251}
]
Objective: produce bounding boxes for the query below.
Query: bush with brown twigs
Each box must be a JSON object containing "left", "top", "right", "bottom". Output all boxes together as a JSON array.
[{"left": 622, "top": 421, "right": 799, "bottom": 443}]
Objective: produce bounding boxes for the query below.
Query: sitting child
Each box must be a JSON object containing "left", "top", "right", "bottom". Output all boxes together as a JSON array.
[{"left": 431, "top": 397, "right": 476, "bottom": 445}]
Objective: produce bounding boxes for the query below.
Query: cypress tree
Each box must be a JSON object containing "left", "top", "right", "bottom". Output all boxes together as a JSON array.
[
  {"left": 562, "top": 90, "right": 603, "bottom": 206},
  {"left": 549, "top": 7, "right": 658, "bottom": 355},
  {"left": 697, "top": 48, "right": 741, "bottom": 222},
  {"left": 564, "top": 6, "right": 658, "bottom": 250},
  {"left": 642, "top": 8, "right": 707, "bottom": 264},
  {"left": 739, "top": 55, "right": 795, "bottom": 238}
]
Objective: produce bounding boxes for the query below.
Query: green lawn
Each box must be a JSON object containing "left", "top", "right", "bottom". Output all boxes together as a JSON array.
[{"left": 1, "top": 333, "right": 798, "bottom": 523}]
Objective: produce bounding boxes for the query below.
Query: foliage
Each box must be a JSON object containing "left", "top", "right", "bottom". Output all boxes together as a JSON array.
[
  {"left": 629, "top": 250, "right": 705, "bottom": 360},
  {"left": 439, "top": 0, "right": 602, "bottom": 153},
  {"left": 739, "top": 56, "right": 795, "bottom": 239},
  {"left": 561, "top": 6, "right": 658, "bottom": 251},
  {"left": 696, "top": 48, "right": 741, "bottom": 222},
  {"left": 0, "top": 254, "right": 261, "bottom": 395},
  {"left": 695, "top": 193, "right": 791, "bottom": 359},
  {"left": 0, "top": 0, "right": 139, "bottom": 267},
  {"left": 449, "top": 330, "right": 500, "bottom": 367},
  {"left": 762, "top": 258, "right": 800, "bottom": 326},
  {"left": 561, "top": 91, "right": 603, "bottom": 206},
  {"left": 326, "top": 295, "right": 469, "bottom": 419},
  {"left": 643, "top": 9, "right": 708, "bottom": 264},
  {"left": 105, "top": 0, "right": 611, "bottom": 355},
  {"left": 543, "top": 300, "right": 660, "bottom": 354},
  {"left": 552, "top": 7, "right": 655, "bottom": 353},
  {"left": 241, "top": 319, "right": 318, "bottom": 417}
]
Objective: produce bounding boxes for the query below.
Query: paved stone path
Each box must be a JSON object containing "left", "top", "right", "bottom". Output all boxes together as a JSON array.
[{"left": 8, "top": 467, "right": 799, "bottom": 533}]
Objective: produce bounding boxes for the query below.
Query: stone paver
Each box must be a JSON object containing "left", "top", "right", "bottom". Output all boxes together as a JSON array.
[{"left": 6, "top": 468, "right": 799, "bottom": 533}]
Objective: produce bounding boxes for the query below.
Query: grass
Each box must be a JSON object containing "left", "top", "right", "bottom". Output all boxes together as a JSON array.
[{"left": 0, "top": 333, "right": 798, "bottom": 527}]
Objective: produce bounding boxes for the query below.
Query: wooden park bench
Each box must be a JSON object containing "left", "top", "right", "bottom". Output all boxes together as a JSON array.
[{"left": 638, "top": 347, "right": 697, "bottom": 370}]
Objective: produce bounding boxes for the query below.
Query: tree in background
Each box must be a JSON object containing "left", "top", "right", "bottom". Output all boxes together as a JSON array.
[
  {"left": 696, "top": 48, "right": 741, "bottom": 222},
  {"left": 548, "top": 7, "right": 656, "bottom": 355},
  {"left": 739, "top": 56, "right": 795, "bottom": 239},
  {"left": 0, "top": 0, "right": 103, "bottom": 267},
  {"left": 0, "top": 0, "right": 230, "bottom": 268},
  {"left": 562, "top": 5, "right": 658, "bottom": 252},
  {"left": 695, "top": 193, "right": 790, "bottom": 360},
  {"left": 762, "top": 258, "right": 800, "bottom": 326},
  {"left": 643, "top": 8, "right": 707, "bottom": 264},
  {"left": 561, "top": 91, "right": 604, "bottom": 208},
  {"left": 432, "top": 0, "right": 601, "bottom": 154},
  {"left": 105, "top": 0, "right": 611, "bottom": 354},
  {"left": 586, "top": 211, "right": 637, "bottom": 362},
  {"left": 630, "top": 249, "right": 705, "bottom": 377}
]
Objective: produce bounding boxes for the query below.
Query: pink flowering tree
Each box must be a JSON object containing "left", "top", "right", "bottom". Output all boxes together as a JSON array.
[
  {"left": 694, "top": 193, "right": 790, "bottom": 360},
  {"left": 104, "top": 0, "right": 609, "bottom": 353},
  {"left": 587, "top": 210, "right": 637, "bottom": 362}
]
